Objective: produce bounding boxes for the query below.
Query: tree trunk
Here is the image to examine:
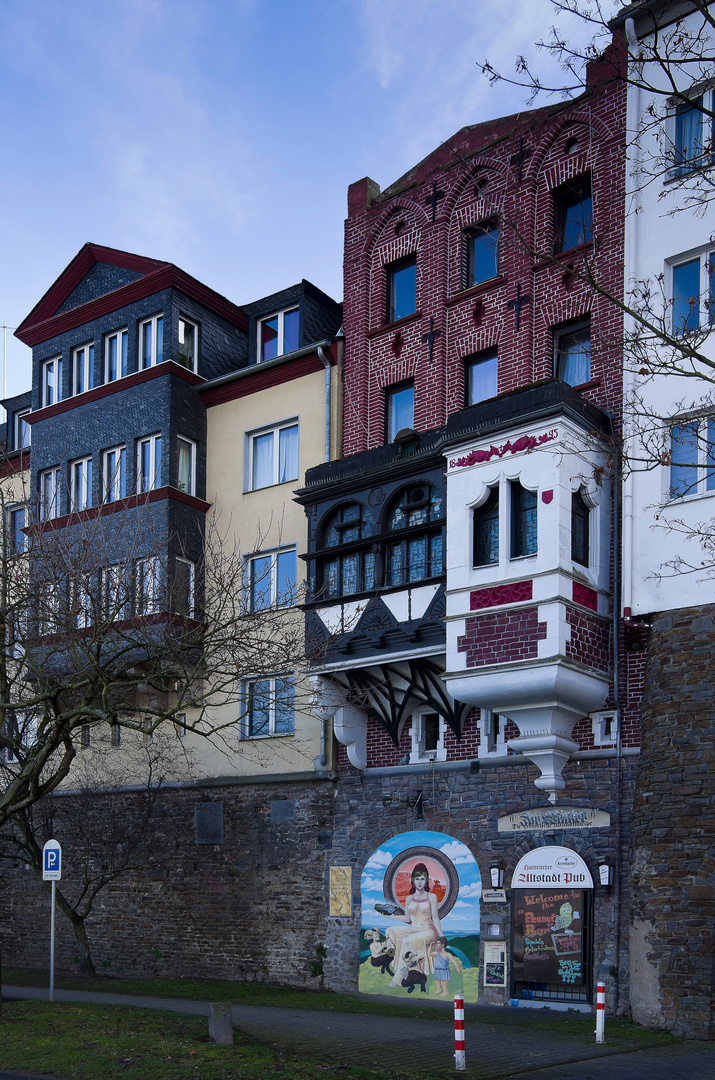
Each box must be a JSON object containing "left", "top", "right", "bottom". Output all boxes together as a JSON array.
[{"left": 67, "top": 911, "right": 96, "bottom": 978}]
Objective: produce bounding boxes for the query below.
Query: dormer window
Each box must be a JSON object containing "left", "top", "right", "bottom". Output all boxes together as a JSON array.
[
  {"left": 14, "top": 410, "right": 30, "bottom": 450},
  {"left": 259, "top": 308, "right": 299, "bottom": 363}
]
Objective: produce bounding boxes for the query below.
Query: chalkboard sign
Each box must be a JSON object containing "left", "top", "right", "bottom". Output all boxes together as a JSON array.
[{"left": 512, "top": 888, "right": 584, "bottom": 986}]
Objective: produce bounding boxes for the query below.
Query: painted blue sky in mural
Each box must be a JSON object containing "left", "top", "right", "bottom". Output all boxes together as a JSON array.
[{"left": 361, "top": 830, "right": 481, "bottom": 935}]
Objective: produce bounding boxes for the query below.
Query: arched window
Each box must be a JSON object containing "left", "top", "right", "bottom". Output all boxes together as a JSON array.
[{"left": 385, "top": 484, "right": 444, "bottom": 587}]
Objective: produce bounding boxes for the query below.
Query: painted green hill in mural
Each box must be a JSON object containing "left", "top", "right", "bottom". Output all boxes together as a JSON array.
[{"left": 446, "top": 934, "right": 480, "bottom": 967}]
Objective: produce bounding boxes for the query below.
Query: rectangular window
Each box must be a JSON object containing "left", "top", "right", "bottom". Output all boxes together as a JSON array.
[
  {"left": 15, "top": 410, "right": 31, "bottom": 450},
  {"left": 137, "top": 434, "right": 162, "bottom": 493},
  {"left": 71, "top": 579, "right": 93, "bottom": 629},
  {"left": 105, "top": 329, "right": 128, "bottom": 382},
  {"left": 478, "top": 709, "right": 508, "bottom": 758},
  {"left": 409, "top": 712, "right": 446, "bottom": 764},
  {"left": 466, "top": 352, "right": 498, "bottom": 405},
  {"left": 103, "top": 564, "right": 129, "bottom": 621},
  {"left": 72, "top": 343, "right": 94, "bottom": 396},
  {"left": 248, "top": 547, "right": 297, "bottom": 612},
  {"left": 473, "top": 487, "right": 499, "bottom": 566},
  {"left": 671, "top": 92, "right": 714, "bottom": 175},
  {"left": 42, "top": 357, "right": 62, "bottom": 407},
  {"left": 248, "top": 421, "right": 298, "bottom": 490},
  {"left": 510, "top": 481, "right": 537, "bottom": 558},
  {"left": 554, "top": 174, "right": 593, "bottom": 253},
  {"left": 135, "top": 557, "right": 160, "bottom": 615},
  {"left": 140, "top": 315, "right": 164, "bottom": 369},
  {"left": 466, "top": 219, "right": 498, "bottom": 286},
  {"left": 174, "top": 558, "right": 195, "bottom": 617},
  {"left": 555, "top": 321, "right": 591, "bottom": 386},
  {"left": 8, "top": 507, "right": 26, "bottom": 554},
  {"left": 571, "top": 490, "right": 590, "bottom": 566},
  {"left": 243, "top": 675, "right": 294, "bottom": 738},
  {"left": 70, "top": 456, "right": 93, "bottom": 512},
  {"left": 669, "top": 251, "right": 715, "bottom": 334},
  {"left": 102, "top": 446, "right": 126, "bottom": 503},
  {"left": 39, "top": 581, "right": 61, "bottom": 636},
  {"left": 175, "top": 713, "right": 187, "bottom": 740},
  {"left": 39, "top": 467, "right": 60, "bottom": 521},
  {"left": 670, "top": 418, "right": 715, "bottom": 497},
  {"left": 178, "top": 317, "right": 198, "bottom": 371},
  {"left": 386, "top": 381, "right": 414, "bottom": 442},
  {"left": 258, "top": 308, "right": 300, "bottom": 363},
  {"left": 177, "top": 437, "right": 195, "bottom": 495},
  {"left": 387, "top": 256, "right": 416, "bottom": 322}
]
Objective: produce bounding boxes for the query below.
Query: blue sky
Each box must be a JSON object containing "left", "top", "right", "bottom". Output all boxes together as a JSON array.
[{"left": 0, "top": 0, "right": 613, "bottom": 400}]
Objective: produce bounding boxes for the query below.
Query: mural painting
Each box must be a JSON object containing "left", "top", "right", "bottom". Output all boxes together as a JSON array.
[{"left": 359, "top": 830, "right": 481, "bottom": 1002}]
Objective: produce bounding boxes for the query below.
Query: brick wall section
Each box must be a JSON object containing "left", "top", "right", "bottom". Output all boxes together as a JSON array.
[
  {"left": 629, "top": 605, "right": 715, "bottom": 1039},
  {"left": 457, "top": 607, "right": 546, "bottom": 666},
  {"left": 324, "top": 755, "right": 637, "bottom": 1013},
  {"left": 0, "top": 779, "right": 335, "bottom": 986},
  {"left": 565, "top": 605, "right": 611, "bottom": 672}
]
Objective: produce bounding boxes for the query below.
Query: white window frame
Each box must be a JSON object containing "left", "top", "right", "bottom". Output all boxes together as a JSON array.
[
  {"left": 591, "top": 710, "right": 618, "bottom": 748},
  {"left": 246, "top": 546, "right": 297, "bottom": 612},
  {"left": 409, "top": 710, "right": 446, "bottom": 764},
  {"left": 667, "top": 88, "right": 715, "bottom": 178},
  {"left": 246, "top": 420, "right": 299, "bottom": 491},
  {"left": 137, "top": 434, "right": 162, "bottom": 493},
  {"left": 102, "top": 445, "right": 126, "bottom": 503},
  {"left": 42, "top": 357, "right": 62, "bottom": 407},
  {"left": 477, "top": 709, "right": 509, "bottom": 758},
  {"left": 135, "top": 556, "right": 160, "bottom": 616},
  {"left": 668, "top": 415, "right": 715, "bottom": 499},
  {"left": 104, "top": 328, "right": 128, "bottom": 383},
  {"left": 178, "top": 317, "right": 198, "bottom": 371},
  {"left": 257, "top": 307, "right": 299, "bottom": 363},
  {"left": 8, "top": 505, "right": 26, "bottom": 555},
  {"left": 72, "top": 343, "right": 94, "bottom": 396},
  {"left": 39, "top": 580, "right": 61, "bottom": 636},
  {"left": 39, "top": 466, "right": 60, "bottom": 521},
  {"left": 241, "top": 674, "right": 295, "bottom": 739},
  {"left": 14, "top": 410, "right": 30, "bottom": 450},
  {"left": 668, "top": 248, "right": 714, "bottom": 334},
  {"left": 140, "top": 314, "right": 164, "bottom": 369},
  {"left": 71, "top": 578, "right": 93, "bottom": 629},
  {"left": 70, "top": 455, "right": 93, "bottom": 512},
  {"left": 0, "top": 709, "right": 38, "bottom": 765},
  {"left": 176, "top": 436, "right": 196, "bottom": 495},
  {"left": 175, "top": 713, "right": 187, "bottom": 740},
  {"left": 103, "top": 564, "right": 129, "bottom": 621},
  {"left": 175, "top": 557, "right": 195, "bottom": 617}
]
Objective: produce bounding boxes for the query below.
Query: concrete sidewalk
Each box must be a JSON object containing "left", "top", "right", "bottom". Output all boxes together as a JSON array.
[{"left": 3, "top": 984, "right": 715, "bottom": 1079}]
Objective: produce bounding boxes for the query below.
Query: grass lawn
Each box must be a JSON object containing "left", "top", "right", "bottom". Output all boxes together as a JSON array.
[{"left": 0, "top": 1000, "right": 406, "bottom": 1080}]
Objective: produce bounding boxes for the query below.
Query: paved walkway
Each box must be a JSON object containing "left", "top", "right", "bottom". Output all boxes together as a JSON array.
[{"left": 2, "top": 984, "right": 715, "bottom": 1079}]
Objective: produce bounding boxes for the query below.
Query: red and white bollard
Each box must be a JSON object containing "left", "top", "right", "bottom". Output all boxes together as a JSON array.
[
  {"left": 595, "top": 981, "right": 605, "bottom": 1044},
  {"left": 454, "top": 993, "right": 465, "bottom": 1070}
]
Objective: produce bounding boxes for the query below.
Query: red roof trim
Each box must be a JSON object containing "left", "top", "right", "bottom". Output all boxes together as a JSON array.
[
  {"left": 32, "top": 486, "right": 211, "bottom": 533},
  {"left": 200, "top": 350, "right": 333, "bottom": 408},
  {"left": 26, "top": 361, "right": 204, "bottom": 424},
  {"left": 16, "top": 247, "right": 248, "bottom": 346}
]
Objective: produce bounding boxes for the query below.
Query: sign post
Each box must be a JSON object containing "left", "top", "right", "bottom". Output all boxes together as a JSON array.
[
  {"left": 454, "top": 993, "right": 465, "bottom": 1070},
  {"left": 42, "top": 840, "right": 62, "bottom": 1002}
]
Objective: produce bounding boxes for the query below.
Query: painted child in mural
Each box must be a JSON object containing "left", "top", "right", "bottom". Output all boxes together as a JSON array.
[
  {"left": 398, "top": 950, "right": 428, "bottom": 993},
  {"left": 379, "top": 863, "right": 443, "bottom": 989},
  {"left": 364, "top": 929, "right": 395, "bottom": 975},
  {"left": 430, "top": 936, "right": 463, "bottom": 996}
]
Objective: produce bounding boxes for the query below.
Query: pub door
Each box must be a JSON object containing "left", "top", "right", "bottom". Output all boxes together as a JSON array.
[{"left": 511, "top": 888, "right": 592, "bottom": 1004}]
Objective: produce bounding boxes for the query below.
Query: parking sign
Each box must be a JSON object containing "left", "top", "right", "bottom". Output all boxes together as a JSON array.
[{"left": 42, "top": 839, "right": 62, "bottom": 881}]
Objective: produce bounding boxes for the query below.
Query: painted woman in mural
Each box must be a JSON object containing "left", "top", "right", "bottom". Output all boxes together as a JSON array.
[{"left": 381, "top": 863, "right": 443, "bottom": 987}]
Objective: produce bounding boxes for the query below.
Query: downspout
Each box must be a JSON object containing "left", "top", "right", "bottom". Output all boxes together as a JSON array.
[{"left": 318, "top": 345, "right": 332, "bottom": 464}]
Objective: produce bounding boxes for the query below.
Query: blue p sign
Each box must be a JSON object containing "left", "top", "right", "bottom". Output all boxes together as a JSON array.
[{"left": 42, "top": 839, "right": 62, "bottom": 881}]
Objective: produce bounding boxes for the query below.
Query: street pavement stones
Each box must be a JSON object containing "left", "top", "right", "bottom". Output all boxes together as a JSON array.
[{"left": 2, "top": 985, "right": 715, "bottom": 1079}]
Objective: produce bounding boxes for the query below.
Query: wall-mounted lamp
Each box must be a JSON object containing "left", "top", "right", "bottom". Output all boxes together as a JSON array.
[
  {"left": 489, "top": 865, "right": 504, "bottom": 889},
  {"left": 598, "top": 862, "right": 614, "bottom": 887}
]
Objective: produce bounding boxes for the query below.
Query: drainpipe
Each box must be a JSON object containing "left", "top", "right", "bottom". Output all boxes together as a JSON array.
[{"left": 318, "top": 345, "right": 332, "bottom": 463}]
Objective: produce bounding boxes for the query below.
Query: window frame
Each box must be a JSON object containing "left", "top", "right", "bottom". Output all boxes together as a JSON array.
[
  {"left": 102, "top": 445, "right": 127, "bottom": 503},
  {"left": 571, "top": 488, "right": 591, "bottom": 567},
  {"left": 8, "top": 506, "right": 26, "bottom": 555},
  {"left": 465, "top": 218, "right": 499, "bottom": 288},
  {"left": 139, "top": 314, "right": 164, "bottom": 369},
  {"left": 510, "top": 480, "right": 538, "bottom": 560},
  {"left": 104, "top": 328, "right": 128, "bottom": 383},
  {"left": 386, "top": 255, "right": 417, "bottom": 323},
  {"left": 135, "top": 556, "right": 160, "bottom": 616},
  {"left": 465, "top": 351, "right": 498, "bottom": 406},
  {"left": 385, "top": 380, "right": 415, "bottom": 442},
  {"left": 384, "top": 484, "right": 445, "bottom": 589},
  {"left": 554, "top": 319, "right": 592, "bottom": 386},
  {"left": 178, "top": 317, "right": 199, "bottom": 371},
  {"left": 41, "top": 357, "right": 62, "bottom": 407},
  {"left": 553, "top": 173, "right": 593, "bottom": 253},
  {"left": 174, "top": 557, "right": 195, "bottom": 618},
  {"left": 72, "top": 342, "right": 95, "bottom": 396},
  {"left": 247, "top": 546, "right": 297, "bottom": 612},
  {"left": 669, "top": 249, "right": 715, "bottom": 335},
  {"left": 70, "top": 455, "right": 93, "bottom": 512},
  {"left": 668, "top": 89, "right": 714, "bottom": 177},
  {"left": 257, "top": 307, "right": 300, "bottom": 364},
  {"left": 473, "top": 485, "right": 500, "bottom": 567},
  {"left": 39, "top": 466, "right": 60, "bottom": 521},
  {"left": 103, "top": 564, "right": 130, "bottom": 622},
  {"left": 136, "top": 434, "right": 162, "bottom": 493},
  {"left": 242, "top": 674, "right": 295, "bottom": 739},
  {"left": 14, "top": 410, "right": 31, "bottom": 450},
  {"left": 409, "top": 710, "right": 446, "bottom": 764},
  {"left": 477, "top": 709, "right": 509, "bottom": 758},
  {"left": 669, "top": 416, "right": 715, "bottom": 498},
  {"left": 176, "top": 436, "right": 196, "bottom": 495},
  {"left": 246, "top": 420, "right": 299, "bottom": 491}
]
